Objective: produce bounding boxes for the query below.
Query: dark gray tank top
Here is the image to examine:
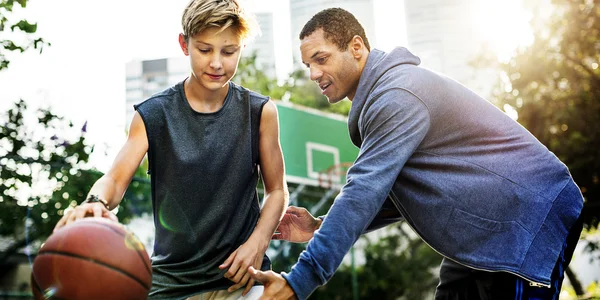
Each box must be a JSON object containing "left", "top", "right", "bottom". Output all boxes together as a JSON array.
[{"left": 134, "top": 80, "right": 270, "bottom": 299}]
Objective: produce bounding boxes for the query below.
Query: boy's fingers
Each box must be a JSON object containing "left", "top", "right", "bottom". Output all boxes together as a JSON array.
[
  {"left": 225, "top": 259, "right": 241, "bottom": 279},
  {"left": 92, "top": 205, "right": 103, "bottom": 218},
  {"left": 227, "top": 273, "right": 249, "bottom": 293},
  {"left": 242, "top": 278, "right": 254, "bottom": 296},
  {"left": 104, "top": 211, "right": 118, "bottom": 222},
  {"left": 220, "top": 250, "right": 236, "bottom": 270}
]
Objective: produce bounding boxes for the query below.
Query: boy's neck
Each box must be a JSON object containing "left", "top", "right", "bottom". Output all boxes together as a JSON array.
[{"left": 184, "top": 77, "right": 229, "bottom": 113}]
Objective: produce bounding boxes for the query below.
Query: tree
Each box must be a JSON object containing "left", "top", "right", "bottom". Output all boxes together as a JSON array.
[
  {"left": 0, "top": 0, "right": 152, "bottom": 269},
  {"left": 234, "top": 51, "right": 352, "bottom": 116},
  {"left": 486, "top": 0, "right": 599, "bottom": 230},
  {"left": 0, "top": 0, "right": 49, "bottom": 71},
  {"left": 0, "top": 100, "right": 99, "bottom": 267},
  {"left": 310, "top": 224, "right": 442, "bottom": 300},
  {"left": 477, "top": 0, "right": 600, "bottom": 296}
]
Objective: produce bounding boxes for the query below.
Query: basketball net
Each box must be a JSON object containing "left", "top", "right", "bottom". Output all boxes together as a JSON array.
[{"left": 317, "top": 162, "right": 353, "bottom": 190}]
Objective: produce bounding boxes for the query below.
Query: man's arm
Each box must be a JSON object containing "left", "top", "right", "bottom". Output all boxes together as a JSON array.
[
  {"left": 272, "top": 199, "right": 402, "bottom": 242},
  {"left": 54, "top": 112, "right": 149, "bottom": 229},
  {"left": 282, "top": 90, "right": 431, "bottom": 299},
  {"left": 220, "top": 100, "right": 289, "bottom": 295}
]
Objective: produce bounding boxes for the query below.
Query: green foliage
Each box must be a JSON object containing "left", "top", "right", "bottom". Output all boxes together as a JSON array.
[
  {"left": 311, "top": 225, "right": 442, "bottom": 299},
  {"left": 0, "top": 100, "right": 98, "bottom": 262},
  {"left": 0, "top": 100, "right": 152, "bottom": 264},
  {"left": 0, "top": 0, "right": 49, "bottom": 71},
  {"left": 234, "top": 51, "right": 352, "bottom": 116},
  {"left": 268, "top": 183, "right": 442, "bottom": 298},
  {"left": 483, "top": 0, "right": 600, "bottom": 229},
  {"left": 121, "top": 159, "right": 152, "bottom": 218}
]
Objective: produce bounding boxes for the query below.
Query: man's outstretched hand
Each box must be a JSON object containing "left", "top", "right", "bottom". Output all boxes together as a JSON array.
[
  {"left": 271, "top": 206, "right": 321, "bottom": 243},
  {"left": 249, "top": 266, "right": 297, "bottom": 300}
]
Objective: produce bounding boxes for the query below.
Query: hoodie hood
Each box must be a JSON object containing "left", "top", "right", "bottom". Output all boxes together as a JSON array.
[{"left": 348, "top": 47, "right": 421, "bottom": 147}]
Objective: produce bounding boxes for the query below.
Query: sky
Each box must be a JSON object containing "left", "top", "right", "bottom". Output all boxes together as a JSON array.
[
  {"left": 0, "top": 0, "right": 534, "bottom": 170},
  {"left": 0, "top": 0, "right": 407, "bottom": 170}
]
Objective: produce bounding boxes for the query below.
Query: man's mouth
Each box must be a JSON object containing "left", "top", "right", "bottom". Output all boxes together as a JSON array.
[{"left": 319, "top": 83, "right": 331, "bottom": 92}]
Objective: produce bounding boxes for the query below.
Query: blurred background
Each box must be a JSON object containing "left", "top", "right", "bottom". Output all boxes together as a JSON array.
[{"left": 1, "top": 0, "right": 599, "bottom": 299}]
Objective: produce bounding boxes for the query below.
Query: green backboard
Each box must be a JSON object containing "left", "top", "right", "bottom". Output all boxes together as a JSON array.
[{"left": 276, "top": 101, "right": 359, "bottom": 187}]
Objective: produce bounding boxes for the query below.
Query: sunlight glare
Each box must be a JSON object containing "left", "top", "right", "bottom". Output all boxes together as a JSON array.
[{"left": 474, "top": 0, "right": 534, "bottom": 63}]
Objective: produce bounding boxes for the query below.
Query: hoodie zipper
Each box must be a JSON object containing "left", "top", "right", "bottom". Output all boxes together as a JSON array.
[{"left": 388, "top": 191, "right": 552, "bottom": 288}]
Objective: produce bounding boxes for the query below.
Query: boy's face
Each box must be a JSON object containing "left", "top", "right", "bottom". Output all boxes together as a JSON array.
[
  {"left": 300, "top": 28, "right": 361, "bottom": 103},
  {"left": 179, "top": 26, "right": 243, "bottom": 92}
]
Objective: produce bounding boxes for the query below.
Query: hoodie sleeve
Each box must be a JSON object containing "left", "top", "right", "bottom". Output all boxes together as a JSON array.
[{"left": 282, "top": 88, "right": 431, "bottom": 299}]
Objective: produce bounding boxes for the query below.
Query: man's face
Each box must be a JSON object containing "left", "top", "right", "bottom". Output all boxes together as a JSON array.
[
  {"left": 179, "top": 26, "right": 243, "bottom": 92},
  {"left": 300, "top": 29, "right": 361, "bottom": 103}
]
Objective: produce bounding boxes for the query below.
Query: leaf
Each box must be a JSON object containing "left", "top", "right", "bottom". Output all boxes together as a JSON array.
[{"left": 10, "top": 19, "right": 37, "bottom": 33}]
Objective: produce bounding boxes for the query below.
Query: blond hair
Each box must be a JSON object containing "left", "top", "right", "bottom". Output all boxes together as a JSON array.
[{"left": 181, "top": 0, "right": 259, "bottom": 42}]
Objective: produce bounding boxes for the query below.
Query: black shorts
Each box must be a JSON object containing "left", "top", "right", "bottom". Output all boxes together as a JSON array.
[{"left": 435, "top": 213, "right": 583, "bottom": 300}]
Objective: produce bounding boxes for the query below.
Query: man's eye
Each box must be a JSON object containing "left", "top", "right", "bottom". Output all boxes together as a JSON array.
[{"left": 317, "top": 57, "right": 326, "bottom": 64}]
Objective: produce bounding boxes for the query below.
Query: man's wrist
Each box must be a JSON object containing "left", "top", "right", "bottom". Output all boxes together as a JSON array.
[
  {"left": 82, "top": 195, "right": 110, "bottom": 210},
  {"left": 315, "top": 215, "right": 325, "bottom": 230}
]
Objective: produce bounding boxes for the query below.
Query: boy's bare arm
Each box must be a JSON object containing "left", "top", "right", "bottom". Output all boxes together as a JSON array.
[
  {"left": 254, "top": 100, "right": 289, "bottom": 256},
  {"left": 54, "top": 112, "right": 149, "bottom": 230},
  {"left": 220, "top": 100, "right": 289, "bottom": 295}
]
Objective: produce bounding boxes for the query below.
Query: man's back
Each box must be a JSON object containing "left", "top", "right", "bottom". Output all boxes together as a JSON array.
[{"left": 348, "top": 47, "right": 583, "bottom": 284}]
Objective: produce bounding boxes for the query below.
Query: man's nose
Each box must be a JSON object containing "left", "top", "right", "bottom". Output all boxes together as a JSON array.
[{"left": 309, "top": 66, "right": 322, "bottom": 82}]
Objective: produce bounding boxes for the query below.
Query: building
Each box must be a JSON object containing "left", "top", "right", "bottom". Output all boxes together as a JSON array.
[
  {"left": 403, "top": 0, "right": 494, "bottom": 97},
  {"left": 245, "top": 11, "right": 277, "bottom": 79},
  {"left": 124, "top": 57, "right": 189, "bottom": 128}
]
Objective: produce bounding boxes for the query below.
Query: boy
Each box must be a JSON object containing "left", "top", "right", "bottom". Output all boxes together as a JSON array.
[{"left": 54, "top": 1, "right": 288, "bottom": 299}]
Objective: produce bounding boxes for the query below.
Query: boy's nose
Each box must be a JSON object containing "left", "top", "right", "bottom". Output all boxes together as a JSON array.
[{"left": 209, "top": 54, "right": 223, "bottom": 70}]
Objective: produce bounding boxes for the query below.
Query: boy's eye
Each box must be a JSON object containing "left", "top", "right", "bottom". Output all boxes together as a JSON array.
[{"left": 199, "top": 49, "right": 210, "bottom": 53}]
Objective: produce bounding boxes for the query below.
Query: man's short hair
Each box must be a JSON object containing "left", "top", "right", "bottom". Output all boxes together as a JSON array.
[
  {"left": 299, "top": 7, "right": 371, "bottom": 51},
  {"left": 181, "top": 0, "right": 259, "bottom": 42}
]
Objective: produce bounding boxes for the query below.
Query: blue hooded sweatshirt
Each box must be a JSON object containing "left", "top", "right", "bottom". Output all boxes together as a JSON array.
[{"left": 282, "top": 48, "right": 583, "bottom": 299}]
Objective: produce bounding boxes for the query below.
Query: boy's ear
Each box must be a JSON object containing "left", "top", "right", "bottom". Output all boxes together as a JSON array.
[{"left": 179, "top": 33, "right": 189, "bottom": 56}]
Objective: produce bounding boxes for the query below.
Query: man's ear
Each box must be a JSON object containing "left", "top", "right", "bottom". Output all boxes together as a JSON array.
[
  {"left": 350, "top": 35, "right": 365, "bottom": 58},
  {"left": 179, "top": 33, "right": 189, "bottom": 56}
]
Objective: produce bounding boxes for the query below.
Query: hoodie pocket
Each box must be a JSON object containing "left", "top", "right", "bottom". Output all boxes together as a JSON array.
[{"left": 444, "top": 208, "right": 532, "bottom": 269}]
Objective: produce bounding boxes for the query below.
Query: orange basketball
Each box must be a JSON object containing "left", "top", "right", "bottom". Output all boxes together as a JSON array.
[{"left": 31, "top": 218, "right": 152, "bottom": 300}]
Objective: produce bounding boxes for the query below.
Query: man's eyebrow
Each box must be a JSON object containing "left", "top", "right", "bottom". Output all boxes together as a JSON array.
[{"left": 311, "top": 50, "right": 323, "bottom": 60}]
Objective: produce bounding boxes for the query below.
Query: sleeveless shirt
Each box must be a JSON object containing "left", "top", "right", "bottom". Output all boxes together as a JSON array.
[{"left": 134, "top": 80, "right": 270, "bottom": 299}]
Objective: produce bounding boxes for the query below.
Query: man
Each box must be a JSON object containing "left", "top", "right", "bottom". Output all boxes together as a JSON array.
[
  {"left": 54, "top": 0, "right": 289, "bottom": 299},
  {"left": 249, "top": 7, "right": 584, "bottom": 300}
]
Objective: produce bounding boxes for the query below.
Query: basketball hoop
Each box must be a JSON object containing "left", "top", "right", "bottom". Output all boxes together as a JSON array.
[{"left": 317, "top": 162, "right": 353, "bottom": 190}]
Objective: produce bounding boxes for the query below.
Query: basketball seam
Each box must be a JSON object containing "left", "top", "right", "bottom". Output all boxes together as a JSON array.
[
  {"left": 78, "top": 221, "right": 153, "bottom": 276},
  {"left": 37, "top": 251, "right": 151, "bottom": 290},
  {"left": 31, "top": 273, "right": 68, "bottom": 300}
]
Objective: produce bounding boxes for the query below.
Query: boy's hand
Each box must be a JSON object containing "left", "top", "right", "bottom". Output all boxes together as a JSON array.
[
  {"left": 54, "top": 203, "right": 118, "bottom": 232},
  {"left": 271, "top": 206, "right": 321, "bottom": 243},
  {"left": 219, "top": 236, "right": 267, "bottom": 295}
]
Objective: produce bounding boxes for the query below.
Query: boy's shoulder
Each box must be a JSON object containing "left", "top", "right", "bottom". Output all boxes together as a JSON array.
[
  {"left": 135, "top": 81, "right": 184, "bottom": 110},
  {"left": 230, "top": 82, "right": 270, "bottom": 104}
]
